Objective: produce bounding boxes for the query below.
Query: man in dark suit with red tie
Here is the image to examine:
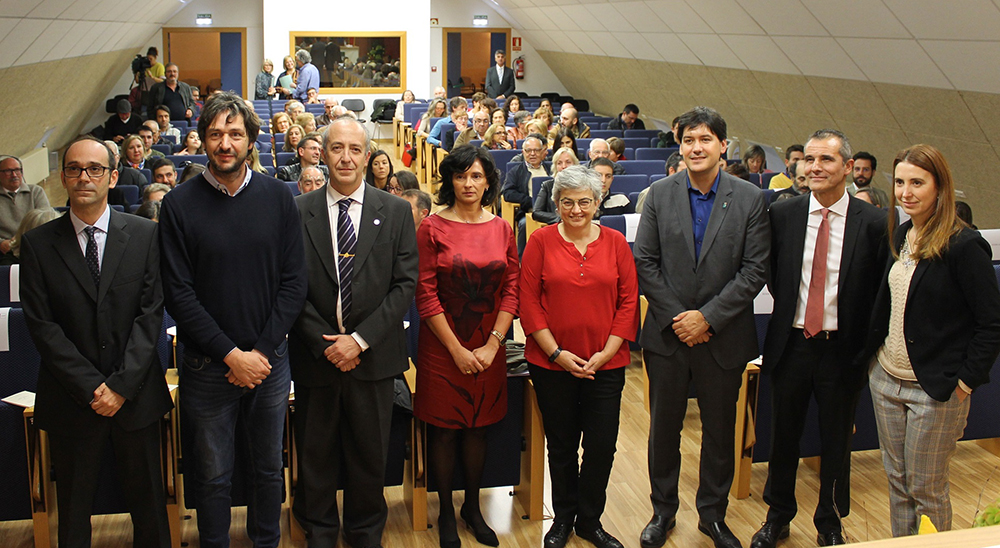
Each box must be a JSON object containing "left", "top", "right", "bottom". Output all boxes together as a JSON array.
[
  {"left": 20, "top": 136, "right": 172, "bottom": 548},
  {"left": 751, "top": 129, "right": 887, "bottom": 548}
]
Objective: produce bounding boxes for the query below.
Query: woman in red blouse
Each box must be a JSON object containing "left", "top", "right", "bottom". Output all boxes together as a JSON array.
[{"left": 519, "top": 164, "right": 639, "bottom": 548}]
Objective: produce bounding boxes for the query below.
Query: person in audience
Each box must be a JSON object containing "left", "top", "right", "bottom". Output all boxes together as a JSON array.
[
  {"left": 393, "top": 170, "right": 419, "bottom": 193},
  {"left": 855, "top": 186, "right": 889, "bottom": 209},
  {"left": 742, "top": 144, "right": 768, "bottom": 175},
  {"left": 274, "top": 55, "right": 297, "bottom": 99},
  {"left": 254, "top": 59, "right": 276, "bottom": 100},
  {"left": 427, "top": 97, "right": 469, "bottom": 147},
  {"left": 366, "top": 149, "right": 394, "bottom": 190},
  {"left": 159, "top": 92, "right": 307, "bottom": 548},
  {"left": 296, "top": 165, "right": 325, "bottom": 195},
  {"left": 592, "top": 157, "right": 631, "bottom": 217},
  {"left": 656, "top": 117, "right": 681, "bottom": 148},
  {"left": 4, "top": 207, "right": 60, "bottom": 264},
  {"left": 247, "top": 147, "right": 268, "bottom": 175},
  {"left": 143, "top": 120, "right": 169, "bottom": 147},
  {"left": 401, "top": 188, "right": 430, "bottom": 230},
  {"left": 139, "top": 125, "right": 166, "bottom": 160},
  {"left": 178, "top": 162, "right": 205, "bottom": 184},
  {"left": 104, "top": 99, "right": 144, "bottom": 143},
  {"left": 552, "top": 108, "right": 590, "bottom": 140},
  {"left": 1, "top": 154, "right": 53, "bottom": 260},
  {"left": 278, "top": 134, "right": 328, "bottom": 182},
  {"left": 394, "top": 90, "right": 416, "bottom": 121},
  {"left": 502, "top": 133, "right": 550, "bottom": 256},
  {"left": 121, "top": 135, "right": 147, "bottom": 169},
  {"left": 751, "top": 129, "right": 888, "bottom": 548},
  {"left": 479, "top": 97, "right": 498, "bottom": 115},
  {"left": 153, "top": 105, "right": 181, "bottom": 143},
  {"left": 191, "top": 87, "right": 202, "bottom": 119},
  {"left": 520, "top": 164, "right": 638, "bottom": 548},
  {"left": 554, "top": 130, "right": 580, "bottom": 161},
  {"left": 286, "top": 100, "right": 306, "bottom": 119},
  {"left": 608, "top": 103, "right": 646, "bottom": 131},
  {"left": 587, "top": 139, "right": 625, "bottom": 175},
  {"left": 143, "top": 183, "right": 171, "bottom": 204},
  {"left": 850, "top": 151, "right": 876, "bottom": 195},
  {"left": 289, "top": 116, "right": 417, "bottom": 548},
  {"left": 147, "top": 63, "right": 194, "bottom": 121},
  {"left": 271, "top": 112, "right": 292, "bottom": 135},
  {"left": 415, "top": 144, "right": 517, "bottom": 548},
  {"left": 769, "top": 160, "right": 810, "bottom": 204},
  {"left": 532, "top": 146, "right": 580, "bottom": 225},
  {"left": 176, "top": 130, "right": 204, "bottom": 155},
  {"left": 306, "top": 88, "right": 320, "bottom": 104},
  {"left": 148, "top": 157, "right": 177, "bottom": 188},
  {"left": 485, "top": 49, "right": 515, "bottom": 99},
  {"left": 317, "top": 97, "right": 340, "bottom": 126},
  {"left": 282, "top": 124, "right": 305, "bottom": 154},
  {"left": 482, "top": 123, "right": 513, "bottom": 150},
  {"left": 417, "top": 98, "right": 448, "bottom": 136},
  {"left": 292, "top": 50, "right": 319, "bottom": 102},
  {"left": 534, "top": 108, "right": 555, "bottom": 134},
  {"left": 502, "top": 95, "right": 524, "bottom": 120},
  {"left": 634, "top": 106, "right": 769, "bottom": 548},
  {"left": 768, "top": 145, "right": 804, "bottom": 189},
  {"left": 433, "top": 86, "right": 447, "bottom": 99},
  {"left": 469, "top": 91, "right": 487, "bottom": 112},
  {"left": 607, "top": 137, "right": 626, "bottom": 162},
  {"left": 865, "top": 143, "right": 1000, "bottom": 537},
  {"left": 725, "top": 162, "right": 751, "bottom": 182},
  {"left": 527, "top": 120, "right": 550, "bottom": 144},
  {"left": 955, "top": 200, "right": 977, "bottom": 229},
  {"left": 297, "top": 112, "right": 317, "bottom": 134},
  {"left": 135, "top": 200, "right": 160, "bottom": 221},
  {"left": 102, "top": 139, "right": 146, "bottom": 190},
  {"left": 20, "top": 136, "right": 172, "bottom": 548},
  {"left": 510, "top": 110, "right": 533, "bottom": 141},
  {"left": 491, "top": 107, "right": 506, "bottom": 128},
  {"left": 455, "top": 109, "right": 492, "bottom": 148}
]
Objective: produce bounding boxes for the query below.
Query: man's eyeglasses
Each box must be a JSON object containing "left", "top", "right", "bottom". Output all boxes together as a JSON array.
[
  {"left": 523, "top": 148, "right": 544, "bottom": 155},
  {"left": 63, "top": 166, "right": 111, "bottom": 178},
  {"left": 0, "top": 168, "right": 23, "bottom": 176}
]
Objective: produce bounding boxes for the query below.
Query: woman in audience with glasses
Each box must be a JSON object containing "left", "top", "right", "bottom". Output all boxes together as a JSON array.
[
  {"left": 519, "top": 164, "right": 638, "bottom": 548},
  {"left": 175, "top": 130, "right": 203, "bottom": 156},
  {"left": 865, "top": 143, "right": 1000, "bottom": 537},
  {"left": 390, "top": 170, "right": 419, "bottom": 195},
  {"left": 366, "top": 150, "right": 394, "bottom": 191},
  {"left": 481, "top": 123, "right": 512, "bottom": 151},
  {"left": 395, "top": 89, "right": 417, "bottom": 120},
  {"left": 414, "top": 145, "right": 518, "bottom": 548},
  {"left": 532, "top": 147, "right": 580, "bottom": 226}
]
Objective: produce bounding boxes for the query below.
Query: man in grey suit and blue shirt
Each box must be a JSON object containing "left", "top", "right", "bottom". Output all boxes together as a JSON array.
[{"left": 634, "top": 107, "right": 770, "bottom": 548}]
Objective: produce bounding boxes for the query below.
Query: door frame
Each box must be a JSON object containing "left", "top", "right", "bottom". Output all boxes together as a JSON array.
[
  {"left": 440, "top": 28, "right": 511, "bottom": 91},
  {"left": 162, "top": 27, "right": 248, "bottom": 98}
]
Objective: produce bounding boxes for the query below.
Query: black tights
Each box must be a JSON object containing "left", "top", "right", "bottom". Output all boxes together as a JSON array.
[{"left": 428, "top": 425, "right": 489, "bottom": 520}]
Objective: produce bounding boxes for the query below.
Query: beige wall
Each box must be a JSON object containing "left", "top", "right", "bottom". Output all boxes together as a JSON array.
[{"left": 539, "top": 51, "right": 1000, "bottom": 229}]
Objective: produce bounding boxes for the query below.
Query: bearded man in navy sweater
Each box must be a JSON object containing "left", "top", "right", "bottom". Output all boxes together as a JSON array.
[{"left": 159, "top": 92, "right": 307, "bottom": 548}]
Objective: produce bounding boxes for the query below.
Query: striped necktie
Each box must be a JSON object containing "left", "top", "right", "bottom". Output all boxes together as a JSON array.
[{"left": 337, "top": 198, "right": 357, "bottom": 326}]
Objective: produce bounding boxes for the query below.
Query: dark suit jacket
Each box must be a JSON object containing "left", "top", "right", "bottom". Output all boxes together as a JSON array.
[
  {"left": 290, "top": 185, "right": 419, "bottom": 385},
  {"left": 20, "top": 210, "right": 171, "bottom": 436},
  {"left": 485, "top": 65, "right": 515, "bottom": 99},
  {"left": 764, "top": 194, "right": 888, "bottom": 384},
  {"left": 502, "top": 161, "right": 549, "bottom": 214},
  {"left": 633, "top": 170, "right": 770, "bottom": 369},
  {"left": 147, "top": 81, "right": 195, "bottom": 118},
  {"left": 865, "top": 222, "right": 1000, "bottom": 401}
]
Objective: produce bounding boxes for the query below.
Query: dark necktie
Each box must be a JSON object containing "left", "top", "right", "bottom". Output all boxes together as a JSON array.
[
  {"left": 337, "top": 198, "right": 357, "bottom": 326},
  {"left": 804, "top": 208, "right": 830, "bottom": 338},
  {"left": 84, "top": 226, "right": 100, "bottom": 287}
]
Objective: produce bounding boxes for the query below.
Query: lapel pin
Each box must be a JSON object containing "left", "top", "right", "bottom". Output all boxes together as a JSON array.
[
  {"left": 373, "top": 219, "right": 381, "bottom": 225},
  {"left": 723, "top": 201, "right": 729, "bottom": 209}
]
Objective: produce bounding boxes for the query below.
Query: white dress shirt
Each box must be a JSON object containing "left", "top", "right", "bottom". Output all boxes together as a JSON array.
[
  {"left": 792, "top": 191, "right": 849, "bottom": 331},
  {"left": 204, "top": 165, "right": 252, "bottom": 197},
  {"left": 326, "top": 182, "right": 370, "bottom": 350},
  {"left": 70, "top": 206, "right": 111, "bottom": 268}
]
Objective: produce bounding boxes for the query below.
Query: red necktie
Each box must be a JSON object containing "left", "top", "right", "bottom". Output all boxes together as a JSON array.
[{"left": 804, "top": 208, "right": 830, "bottom": 338}]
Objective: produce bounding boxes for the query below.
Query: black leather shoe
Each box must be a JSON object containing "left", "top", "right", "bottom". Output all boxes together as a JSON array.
[
  {"left": 817, "top": 532, "right": 846, "bottom": 546},
  {"left": 698, "top": 521, "right": 743, "bottom": 548},
  {"left": 544, "top": 522, "right": 573, "bottom": 548},
  {"left": 750, "top": 521, "right": 789, "bottom": 548},
  {"left": 639, "top": 515, "right": 676, "bottom": 548},
  {"left": 459, "top": 505, "right": 499, "bottom": 547},
  {"left": 576, "top": 527, "right": 624, "bottom": 548}
]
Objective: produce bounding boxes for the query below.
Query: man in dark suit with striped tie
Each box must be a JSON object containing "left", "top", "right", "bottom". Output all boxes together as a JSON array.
[{"left": 290, "top": 116, "right": 418, "bottom": 548}]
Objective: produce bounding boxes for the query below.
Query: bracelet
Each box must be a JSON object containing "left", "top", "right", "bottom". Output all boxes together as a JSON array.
[
  {"left": 489, "top": 329, "right": 506, "bottom": 347},
  {"left": 548, "top": 347, "right": 562, "bottom": 363}
]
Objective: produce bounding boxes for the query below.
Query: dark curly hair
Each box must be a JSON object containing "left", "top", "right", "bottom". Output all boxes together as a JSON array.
[{"left": 435, "top": 145, "right": 500, "bottom": 207}]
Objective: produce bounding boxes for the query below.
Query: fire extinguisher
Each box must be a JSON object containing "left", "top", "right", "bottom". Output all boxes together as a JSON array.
[{"left": 514, "top": 56, "right": 525, "bottom": 80}]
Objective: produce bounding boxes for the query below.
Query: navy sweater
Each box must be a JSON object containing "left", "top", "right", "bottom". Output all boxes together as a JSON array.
[{"left": 159, "top": 171, "right": 307, "bottom": 362}]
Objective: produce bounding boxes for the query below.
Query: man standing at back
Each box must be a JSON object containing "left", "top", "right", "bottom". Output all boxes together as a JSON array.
[
  {"left": 634, "top": 106, "right": 769, "bottom": 548},
  {"left": 290, "top": 116, "right": 418, "bottom": 548},
  {"left": 750, "top": 130, "right": 887, "bottom": 548},
  {"left": 20, "top": 136, "right": 172, "bottom": 548},
  {"left": 485, "top": 50, "right": 515, "bottom": 100},
  {"left": 148, "top": 63, "right": 194, "bottom": 121},
  {"left": 159, "top": 91, "right": 307, "bottom": 548}
]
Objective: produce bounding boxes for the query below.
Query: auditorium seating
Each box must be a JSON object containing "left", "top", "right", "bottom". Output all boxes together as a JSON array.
[
  {"left": 276, "top": 152, "right": 295, "bottom": 166},
  {"left": 0, "top": 308, "right": 40, "bottom": 521},
  {"left": 117, "top": 184, "right": 140, "bottom": 205},
  {"left": 617, "top": 160, "right": 665, "bottom": 177},
  {"left": 0, "top": 265, "right": 20, "bottom": 307},
  {"left": 636, "top": 148, "right": 678, "bottom": 162}
]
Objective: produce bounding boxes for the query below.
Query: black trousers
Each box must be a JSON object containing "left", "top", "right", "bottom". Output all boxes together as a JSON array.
[
  {"left": 529, "top": 364, "right": 625, "bottom": 532},
  {"left": 763, "top": 332, "right": 859, "bottom": 533},
  {"left": 645, "top": 346, "right": 743, "bottom": 523},
  {"left": 292, "top": 376, "right": 395, "bottom": 548},
  {"left": 49, "top": 419, "right": 170, "bottom": 548}
]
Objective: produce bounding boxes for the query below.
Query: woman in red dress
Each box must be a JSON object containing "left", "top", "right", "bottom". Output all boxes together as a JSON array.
[{"left": 415, "top": 145, "right": 518, "bottom": 548}]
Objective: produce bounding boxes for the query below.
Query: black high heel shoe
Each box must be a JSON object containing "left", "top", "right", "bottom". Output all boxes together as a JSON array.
[
  {"left": 438, "top": 511, "right": 461, "bottom": 548},
  {"left": 460, "top": 504, "right": 499, "bottom": 547}
]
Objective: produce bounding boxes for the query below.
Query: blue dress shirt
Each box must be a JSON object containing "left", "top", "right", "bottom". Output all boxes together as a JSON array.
[
  {"left": 687, "top": 171, "right": 720, "bottom": 260},
  {"left": 294, "top": 63, "right": 319, "bottom": 100}
]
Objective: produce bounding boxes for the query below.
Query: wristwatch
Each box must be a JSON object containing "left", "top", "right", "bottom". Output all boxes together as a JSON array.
[
  {"left": 548, "top": 347, "right": 562, "bottom": 363},
  {"left": 490, "top": 329, "right": 506, "bottom": 347}
]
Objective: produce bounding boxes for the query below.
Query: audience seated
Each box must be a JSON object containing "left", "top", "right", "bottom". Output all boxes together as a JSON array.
[
  {"left": 102, "top": 140, "right": 146, "bottom": 190},
  {"left": 366, "top": 150, "right": 394, "bottom": 191},
  {"left": 635, "top": 151, "right": 684, "bottom": 213},
  {"left": 103, "top": 99, "right": 144, "bottom": 144},
  {"left": 742, "top": 144, "right": 768, "bottom": 175},
  {"left": 767, "top": 144, "right": 803, "bottom": 189},
  {"left": 532, "top": 146, "right": 579, "bottom": 225},
  {"left": 501, "top": 133, "right": 549, "bottom": 255},
  {"left": 135, "top": 200, "right": 161, "bottom": 221},
  {"left": 607, "top": 136, "right": 625, "bottom": 161},
  {"left": 591, "top": 157, "right": 632, "bottom": 217},
  {"left": 317, "top": 98, "right": 340, "bottom": 126},
  {"left": 0, "top": 155, "right": 52, "bottom": 261},
  {"left": 120, "top": 135, "right": 147, "bottom": 169},
  {"left": 282, "top": 124, "right": 305, "bottom": 155},
  {"left": 296, "top": 112, "right": 317, "bottom": 133},
  {"left": 178, "top": 162, "right": 205, "bottom": 184},
  {"left": 175, "top": 130, "right": 204, "bottom": 155},
  {"left": 587, "top": 139, "right": 625, "bottom": 175},
  {"left": 139, "top": 124, "right": 166, "bottom": 159},
  {"left": 296, "top": 165, "right": 326, "bottom": 195},
  {"left": 394, "top": 90, "right": 415, "bottom": 121},
  {"left": 726, "top": 162, "right": 752, "bottom": 181},
  {"left": 550, "top": 107, "right": 590, "bottom": 140},
  {"left": 428, "top": 97, "right": 469, "bottom": 147},
  {"left": 285, "top": 99, "right": 305, "bottom": 119},
  {"left": 271, "top": 112, "right": 292, "bottom": 135},
  {"left": 277, "top": 134, "right": 328, "bottom": 182},
  {"left": 770, "top": 159, "right": 809, "bottom": 203},
  {"left": 153, "top": 105, "right": 181, "bottom": 143},
  {"left": 510, "top": 110, "right": 532, "bottom": 142},
  {"left": 3, "top": 207, "right": 61, "bottom": 264},
  {"left": 607, "top": 103, "right": 645, "bottom": 131},
  {"left": 417, "top": 98, "right": 448, "bottom": 136},
  {"left": 850, "top": 151, "right": 877, "bottom": 195},
  {"left": 456, "top": 109, "right": 492, "bottom": 148},
  {"left": 401, "top": 188, "right": 431, "bottom": 230},
  {"left": 147, "top": 157, "right": 177, "bottom": 188},
  {"left": 143, "top": 183, "right": 171, "bottom": 203},
  {"left": 482, "top": 123, "right": 513, "bottom": 150}
]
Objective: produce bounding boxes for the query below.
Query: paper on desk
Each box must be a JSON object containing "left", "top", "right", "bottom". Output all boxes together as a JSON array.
[
  {"left": 0, "top": 306, "right": 9, "bottom": 352},
  {"left": 2, "top": 390, "right": 35, "bottom": 408},
  {"left": 9, "top": 264, "right": 19, "bottom": 303}
]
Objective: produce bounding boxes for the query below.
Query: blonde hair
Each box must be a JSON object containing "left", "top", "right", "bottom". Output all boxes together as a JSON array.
[
  {"left": 889, "top": 144, "right": 961, "bottom": 261},
  {"left": 247, "top": 147, "right": 267, "bottom": 174},
  {"left": 481, "top": 124, "right": 509, "bottom": 147},
  {"left": 282, "top": 124, "right": 305, "bottom": 152},
  {"left": 11, "top": 208, "right": 61, "bottom": 257},
  {"left": 551, "top": 147, "right": 580, "bottom": 172}
]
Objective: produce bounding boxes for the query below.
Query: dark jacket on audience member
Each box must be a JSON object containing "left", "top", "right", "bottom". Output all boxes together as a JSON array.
[
  {"left": 277, "top": 163, "right": 329, "bottom": 182},
  {"left": 607, "top": 115, "right": 646, "bottom": 131},
  {"left": 502, "top": 161, "right": 549, "bottom": 215}
]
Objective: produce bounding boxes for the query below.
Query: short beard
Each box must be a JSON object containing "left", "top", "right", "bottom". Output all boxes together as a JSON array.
[{"left": 208, "top": 148, "right": 250, "bottom": 175}]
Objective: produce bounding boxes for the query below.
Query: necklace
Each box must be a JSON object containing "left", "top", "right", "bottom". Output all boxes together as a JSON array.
[{"left": 454, "top": 207, "right": 484, "bottom": 224}]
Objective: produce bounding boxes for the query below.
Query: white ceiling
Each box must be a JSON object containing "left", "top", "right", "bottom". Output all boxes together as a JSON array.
[
  {"left": 0, "top": 0, "right": 186, "bottom": 69},
  {"left": 489, "top": 0, "right": 1000, "bottom": 94}
]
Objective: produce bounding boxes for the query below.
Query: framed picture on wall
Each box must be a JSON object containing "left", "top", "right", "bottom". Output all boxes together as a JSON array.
[{"left": 288, "top": 31, "right": 406, "bottom": 93}]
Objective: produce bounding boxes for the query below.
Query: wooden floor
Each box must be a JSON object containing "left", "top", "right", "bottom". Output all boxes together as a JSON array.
[{"left": 7, "top": 140, "right": 1000, "bottom": 547}]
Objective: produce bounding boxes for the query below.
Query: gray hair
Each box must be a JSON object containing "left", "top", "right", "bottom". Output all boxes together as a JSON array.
[
  {"left": 589, "top": 138, "right": 608, "bottom": 152},
  {"left": 143, "top": 183, "right": 172, "bottom": 201},
  {"left": 807, "top": 129, "right": 852, "bottom": 163},
  {"left": 513, "top": 110, "right": 531, "bottom": 126},
  {"left": 298, "top": 165, "right": 325, "bottom": 183},
  {"left": 322, "top": 116, "right": 371, "bottom": 156},
  {"left": 295, "top": 49, "right": 311, "bottom": 64},
  {"left": 553, "top": 164, "right": 603, "bottom": 203}
]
